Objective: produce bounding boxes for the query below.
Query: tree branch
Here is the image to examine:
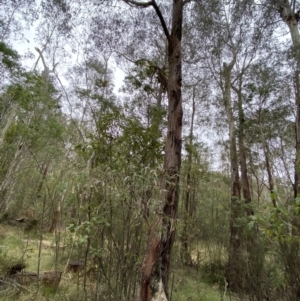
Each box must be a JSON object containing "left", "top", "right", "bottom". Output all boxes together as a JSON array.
[
  {"left": 122, "top": 0, "right": 152, "bottom": 7},
  {"left": 292, "top": 0, "right": 296, "bottom": 13},
  {"left": 151, "top": 0, "right": 170, "bottom": 41},
  {"left": 123, "top": 0, "right": 170, "bottom": 41}
]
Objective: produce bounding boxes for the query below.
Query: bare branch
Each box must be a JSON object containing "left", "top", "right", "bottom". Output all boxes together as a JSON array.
[
  {"left": 292, "top": 0, "right": 296, "bottom": 13},
  {"left": 123, "top": 0, "right": 170, "bottom": 41},
  {"left": 34, "top": 47, "right": 50, "bottom": 78},
  {"left": 122, "top": 0, "right": 152, "bottom": 8},
  {"left": 151, "top": 0, "right": 170, "bottom": 41}
]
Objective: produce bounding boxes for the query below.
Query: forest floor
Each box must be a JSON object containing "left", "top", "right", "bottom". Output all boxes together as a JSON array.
[{"left": 0, "top": 224, "right": 238, "bottom": 301}]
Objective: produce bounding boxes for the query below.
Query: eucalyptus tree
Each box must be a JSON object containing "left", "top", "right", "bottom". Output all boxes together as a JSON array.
[
  {"left": 180, "top": 87, "right": 197, "bottom": 265},
  {"left": 255, "top": 0, "right": 300, "bottom": 298},
  {"left": 0, "top": 70, "right": 65, "bottom": 212},
  {"left": 0, "top": 0, "right": 40, "bottom": 173},
  {"left": 0, "top": 0, "right": 74, "bottom": 217},
  {"left": 85, "top": 0, "right": 197, "bottom": 298},
  {"left": 192, "top": 0, "right": 273, "bottom": 294},
  {"left": 34, "top": 0, "right": 72, "bottom": 58},
  {"left": 242, "top": 60, "right": 294, "bottom": 204},
  {"left": 90, "top": 1, "right": 194, "bottom": 300},
  {"left": 0, "top": 43, "right": 21, "bottom": 147},
  {"left": 0, "top": 0, "right": 37, "bottom": 42},
  {"left": 263, "top": 0, "right": 300, "bottom": 204},
  {"left": 178, "top": 78, "right": 211, "bottom": 264}
]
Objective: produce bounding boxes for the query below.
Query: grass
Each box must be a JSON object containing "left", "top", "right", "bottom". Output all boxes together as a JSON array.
[
  {"left": 0, "top": 225, "right": 237, "bottom": 301},
  {"left": 0, "top": 225, "right": 61, "bottom": 273},
  {"left": 170, "top": 267, "right": 236, "bottom": 301}
]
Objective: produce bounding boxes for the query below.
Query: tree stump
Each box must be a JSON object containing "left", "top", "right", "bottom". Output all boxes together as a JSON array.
[{"left": 41, "top": 271, "right": 62, "bottom": 290}]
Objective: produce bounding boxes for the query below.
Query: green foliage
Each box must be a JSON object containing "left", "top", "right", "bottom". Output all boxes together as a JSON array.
[
  {"left": 263, "top": 261, "right": 286, "bottom": 295},
  {"left": 123, "top": 59, "right": 167, "bottom": 115},
  {"left": 2, "top": 72, "right": 64, "bottom": 148},
  {"left": 200, "top": 260, "right": 226, "bottom": 285},
  {"left": 256, "top": 205, "right": 289, "bottom": 242},
  {"left": 0, "top": 42, "right": 19, "bottom": 71}
]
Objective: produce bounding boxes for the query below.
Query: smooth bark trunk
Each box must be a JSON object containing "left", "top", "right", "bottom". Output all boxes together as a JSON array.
[
  {"left": 0, "top": 104, "right": 18, "bottom": 147},
  {"left": 0, "top": 143, "right": 23, "bottom": 214},
  {"left": 263, "top": 143, "right": 277, "bottom": 208},
  {"left": 180, "top": 88, "right": 195, "bottom": 265},
  {"left": 271, "top": 2, "right": 300, "bottom": 298},
  {"left": 222, "top": 61, "right": 245, "bottom": 293}
]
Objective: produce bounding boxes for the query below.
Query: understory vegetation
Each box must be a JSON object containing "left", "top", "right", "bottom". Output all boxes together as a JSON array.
[
  {"left": 0, "top": 225, "right": 235, "bottom": 301},
  {"left": 1, "top": 0, "right": 300, "bottom": 300}
]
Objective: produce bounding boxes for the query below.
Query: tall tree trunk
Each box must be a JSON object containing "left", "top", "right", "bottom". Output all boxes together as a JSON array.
[
  {"left": 235, "top": 83, "right": 264, "bottom": 299},
  {"left": 233, "top": 85, "right": 251, "bottom": 207},
  {"left": 160, "top": 1, "right": 183, "bottom": 296},
  {"left": 222, "top": 61, "right": 245, "bottom": 293},
  {"left": 0, "top": 104, "right": 18, "bottom": 148},
  {"left": 49, "top": 198, "right": 61, "bottom": 233},
  {"left": 180, "top": 88, "right": 195, "bottom": 265},
  {"left": 257, "top": 102, "right": 276, "bottom": 204},
  {"left": 287, "top": 68, "right": 300, "bottom": 300},
  {"left": 269, "top": 2, "right": 300, "bottom": 298},
  {"left": 36, "top": 161, "right": 50, "bottom": 198},
  {"left": 124, "top": 1, "right": 183, "bottom": 300},
  {"left": 295, "top": 69, "right": 300, "bottom": 200},
  {"left": 0, "top": 142, "right": 24, "bottom": 214}
]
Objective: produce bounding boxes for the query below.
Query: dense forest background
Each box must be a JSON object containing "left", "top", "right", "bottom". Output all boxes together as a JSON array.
[{"left": 1, "top": 0, "right": 300, "bottom": 300}]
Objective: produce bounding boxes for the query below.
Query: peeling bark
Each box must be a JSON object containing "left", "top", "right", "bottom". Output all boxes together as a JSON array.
[{"left": 139, "top": 227, "right": 162, "bottom": 301}]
